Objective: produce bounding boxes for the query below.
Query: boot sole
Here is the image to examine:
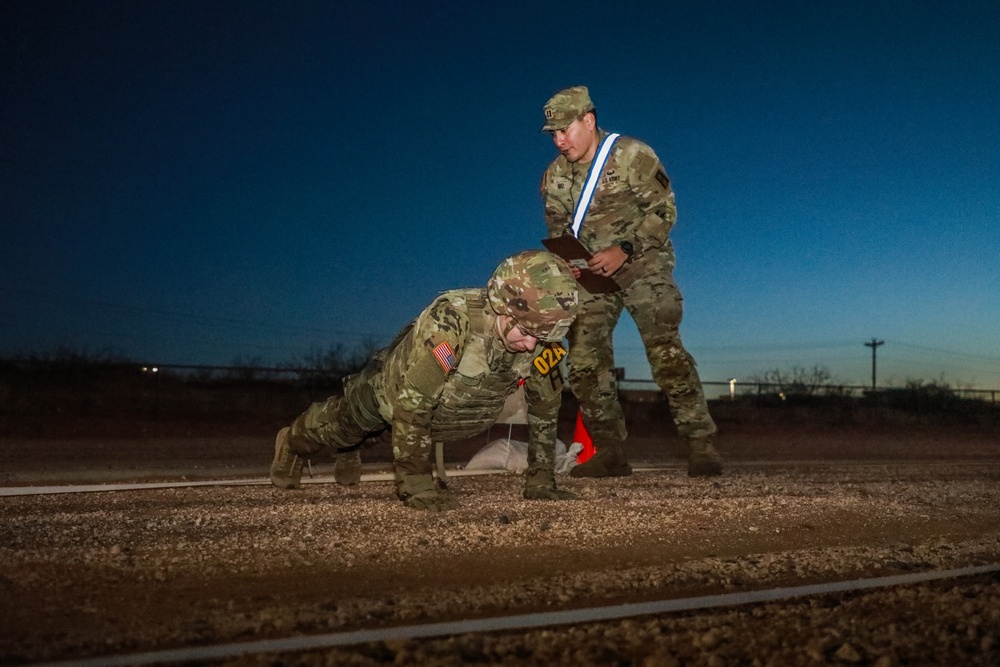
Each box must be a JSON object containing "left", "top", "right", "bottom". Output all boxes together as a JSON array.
[{"left": 270, "top": 427, "right": 302, "bottom": 490}]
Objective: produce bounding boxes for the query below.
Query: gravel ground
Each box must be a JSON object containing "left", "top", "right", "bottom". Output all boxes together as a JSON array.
[{"left": 2, "top": 451, "right": 1000, "bottom": 666}]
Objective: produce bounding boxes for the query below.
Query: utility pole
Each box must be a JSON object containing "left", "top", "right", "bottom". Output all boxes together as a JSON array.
[{"left": 864, "top": 338, "right": 884, "bottom": 391}]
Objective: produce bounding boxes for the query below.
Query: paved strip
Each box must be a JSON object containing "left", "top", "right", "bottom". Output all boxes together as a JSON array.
[
  {"left": 4, "top": 460, "right": 994, "bottom": 497},
  {"left": 0, "top": 468, "right": 541, "bottom": 497},
  {"left": 28, "top": 563, "right": 1000, "bottom": 667}
]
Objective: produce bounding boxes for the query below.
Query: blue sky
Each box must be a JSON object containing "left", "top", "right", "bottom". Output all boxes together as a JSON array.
[{"left": 3, "top": 0, "right": 999, "bottom": 390}]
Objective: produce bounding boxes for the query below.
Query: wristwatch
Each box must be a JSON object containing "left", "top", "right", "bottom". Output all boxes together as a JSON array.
[{"left": 619, "top": 240, "right": 635, "bottom": 263}]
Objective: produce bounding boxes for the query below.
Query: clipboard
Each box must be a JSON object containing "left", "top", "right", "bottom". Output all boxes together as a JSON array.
[{"left": 542, "top": 235, "right": 621, "bottom": 294}]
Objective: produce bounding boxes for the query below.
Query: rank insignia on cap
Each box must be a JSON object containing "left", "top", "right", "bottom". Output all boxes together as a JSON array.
[{"left": 432, "top": 341, "right": 456, "bottom": 373}]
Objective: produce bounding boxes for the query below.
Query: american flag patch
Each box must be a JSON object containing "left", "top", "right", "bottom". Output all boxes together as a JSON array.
[{"left": 432, "top": 341, "right": 456, "bottom": 373}]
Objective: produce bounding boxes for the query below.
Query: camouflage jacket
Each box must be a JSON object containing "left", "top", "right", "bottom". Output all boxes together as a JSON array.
[
  {"left": 541, "top": 129, "right": 677, "bottom": 287},
  {"left": 372, "top": 288, "right": 566, "bottom": 464}
]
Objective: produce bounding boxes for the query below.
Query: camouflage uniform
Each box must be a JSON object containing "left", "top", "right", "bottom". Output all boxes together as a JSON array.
[
  {"left": 275, "top": 251, "right": 579, "bottom": 509},
  {"left": 540, "top": 86, "right": 719, "bottom": 476}
]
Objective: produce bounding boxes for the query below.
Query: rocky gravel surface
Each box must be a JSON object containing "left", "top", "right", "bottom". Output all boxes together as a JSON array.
[{"left": 2, "top": 459, "right": 999, "bottom": 666}]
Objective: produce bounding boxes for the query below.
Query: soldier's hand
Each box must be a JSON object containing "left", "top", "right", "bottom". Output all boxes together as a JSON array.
[
  {"left": 587, "top": 246, "right": 628, "bottom": 277},
  {"left": 333, "top": 450, "right": 362, "bottom": 486},
  {"left": 403, "top": 490, "right": 459, "bottom": 511},
  {"left": 397, "top": 472, "right": 458, "bottom": 510},
  {"left": 523, "top": 485, "right": 576, "bottom": 501}
]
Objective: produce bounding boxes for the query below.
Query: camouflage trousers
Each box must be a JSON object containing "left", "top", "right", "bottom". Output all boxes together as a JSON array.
[
  {"left": 288, "top": 359, "right": 385, "bottom": 456},
  {"left": 566, "top": 269, "right": 716, "bottom": 445}
]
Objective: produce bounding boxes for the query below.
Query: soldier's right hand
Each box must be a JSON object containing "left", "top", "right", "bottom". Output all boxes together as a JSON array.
[{"left": 403, "top": 491, "right": 459, "bottom": 511}]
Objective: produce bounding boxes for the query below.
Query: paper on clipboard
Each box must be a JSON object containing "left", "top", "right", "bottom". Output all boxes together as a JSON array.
[{"left": 542, "top": 235, "right": 621, "bottom": 294}]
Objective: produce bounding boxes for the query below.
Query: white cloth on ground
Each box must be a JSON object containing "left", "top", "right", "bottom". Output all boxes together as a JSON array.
[{"left": 464, "top": 438, "right": 582, "bottom": 475}]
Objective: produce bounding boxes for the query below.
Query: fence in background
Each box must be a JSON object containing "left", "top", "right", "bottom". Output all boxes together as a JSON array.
[
  {"left": 619, "top": 378, "right": 999, "bottom": 404},
  {"left": 3, "top": 359, "right": 998, "bottom": 404}
]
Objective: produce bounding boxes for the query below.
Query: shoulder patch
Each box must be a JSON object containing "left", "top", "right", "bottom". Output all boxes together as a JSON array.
[
  {"left": 631, "top": 150, "right": 655, "bottom": 176},
  {"left": 432, "top": 341, "right": 456, "bottom": 373},
  {"left": 532, "top": 342, "right": 567, "bottom": 376}
]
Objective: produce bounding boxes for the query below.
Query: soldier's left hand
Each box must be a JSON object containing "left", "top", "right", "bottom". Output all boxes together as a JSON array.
[{"left": 587, "top": 246, "right": 628, "bottom": 277}]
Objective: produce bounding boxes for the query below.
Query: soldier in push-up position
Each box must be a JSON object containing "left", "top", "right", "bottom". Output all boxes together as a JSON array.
[{"left": 271, "top": 250, "right": 579, "bottom": 511}]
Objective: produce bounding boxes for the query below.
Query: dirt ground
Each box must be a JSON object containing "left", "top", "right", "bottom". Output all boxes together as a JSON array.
[{"left": 2, "top": 427, "right": 1000, "bottom": 666}]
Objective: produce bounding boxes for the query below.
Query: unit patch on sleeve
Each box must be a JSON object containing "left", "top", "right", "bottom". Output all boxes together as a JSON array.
[
  {"left": 532, "top": 342, "right": 567, "bottom": 375},
  {"left": 432, "top": 341, "right": 457, "bottom": 373}
]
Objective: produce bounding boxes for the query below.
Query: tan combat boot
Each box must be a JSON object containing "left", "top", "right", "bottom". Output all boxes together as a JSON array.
[
  {"left": 270, "top": 427, "right": 305, "bottom": 490},
  {"left": 523, "top": 466, "right": 576, "bottom": 500},
  {"left": 688, "top": 437, "right": 722, "bottom": 477},
  {"left": 333, "top": 449, "right": 363, "bottom": 486},
  {"left": 570, "top": 442, "right": 632, "bottom": 478}
]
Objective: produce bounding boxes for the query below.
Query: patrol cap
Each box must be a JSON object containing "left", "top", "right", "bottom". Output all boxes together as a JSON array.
[{"left": 542, "top": 86, "right": 595, "bottom": 132}]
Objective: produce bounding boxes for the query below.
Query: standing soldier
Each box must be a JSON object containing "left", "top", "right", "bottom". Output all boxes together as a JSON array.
[
  {"left": 539, "top": 85, "right": 721, "bottom": 478},
  {"left": 270, "top": 250, "right": 580, "bottom": 510}
]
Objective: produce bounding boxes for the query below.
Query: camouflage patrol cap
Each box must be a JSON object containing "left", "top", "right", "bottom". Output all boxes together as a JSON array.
[
  {"left": 542, "top": 85, "right": 595, "bottom": 132},
  {"left": 488, "top": 250, "right": 579, "bottom": 342}
]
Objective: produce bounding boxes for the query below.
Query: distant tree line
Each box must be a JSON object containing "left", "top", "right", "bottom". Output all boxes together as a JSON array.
[
  {"left": 0, "top": 344, "right": 377, "bottom": 439},
  {"left": 1, "top": 355, "right": 997, "bottom": 439},
  {"left": 747, "top": 364, "right": 995, "bottom": 403},
  {"left": 748, "top": 365, "right": 843, "bottom": 397}
]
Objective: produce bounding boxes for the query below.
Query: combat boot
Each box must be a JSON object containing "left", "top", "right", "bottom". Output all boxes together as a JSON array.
[
  {"left": 570, "top": 442, "right": 632, "bottom": 478},
  {"left": 688, "top": 437, "right": 722, "bottom": 477},
  {"left": 333, "top": 449, "right": 363, "bottom": 486},
  {"left": 270, "top": 427, "right": 307, "bottom": 490},
  {"left": 523, "top": 466, "right": 576, "bottom": 500}
]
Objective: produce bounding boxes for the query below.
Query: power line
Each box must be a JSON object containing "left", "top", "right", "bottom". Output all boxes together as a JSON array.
[
  {"left": 687, "top": 340, "right": 861, "bottom": 352},
  {"left": 890, "top": 340, "right": 1000, "bottom": 363}
]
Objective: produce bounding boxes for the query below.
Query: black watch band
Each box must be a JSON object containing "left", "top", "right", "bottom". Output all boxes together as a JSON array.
[{"left": 619, "top": 240, "right": 635, "bottom": 263}]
